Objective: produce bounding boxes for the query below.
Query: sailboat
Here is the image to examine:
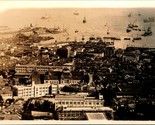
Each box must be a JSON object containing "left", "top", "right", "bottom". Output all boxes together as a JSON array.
[
  {"left": 83, "top": 17, "right": 86, "bottom": 23},
  {"left": 138, "top": 12, "right": 141, "bottom": 16},
  {"left": 41, "top": 13, "right": 50, "bottom": 19},
  {"left": 107, "top": 29, "right": 110, "bottom": 35}
]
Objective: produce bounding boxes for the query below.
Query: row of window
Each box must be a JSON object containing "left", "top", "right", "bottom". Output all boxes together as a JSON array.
[
  {"left": 36, "top": 87, "right": 49, "bottom": 90},
  {"left": 16, "top": 66, "right": 71, "bottom": 72},
  {"left": 36, "top": 90, "right": 49, "bottom": 93},
  {"left": 45, "top": 80, "right": 59, "bottom": 84},
  {"left": 57, "top": 101, "right": 103, "bottom": 106},
  {"left": 59, "top": 113, "right": 81, "bottom": 117}
]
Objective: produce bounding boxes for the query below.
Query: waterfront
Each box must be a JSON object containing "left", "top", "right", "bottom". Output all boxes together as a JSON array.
[
  {"left": 0, "top": 7, "right": 155, "bottom": 121},
  {"left": 0, "top": 8, "right": 155, "bottom": 48}
]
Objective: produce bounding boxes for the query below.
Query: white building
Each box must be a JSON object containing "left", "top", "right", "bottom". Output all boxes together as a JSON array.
[{"left": 13, "top": 81, "right": 51, "bottom": 98}]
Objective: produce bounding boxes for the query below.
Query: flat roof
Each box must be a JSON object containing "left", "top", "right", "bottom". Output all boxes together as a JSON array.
[
  {"left": 62, "top": 106, "right": 113, "bottom": 111},
  {"left": 31, "top": 111, "right": 52, "bottom": 117},
  {"left": 86, "top": 113, "right": 107, "bottom": 120}
]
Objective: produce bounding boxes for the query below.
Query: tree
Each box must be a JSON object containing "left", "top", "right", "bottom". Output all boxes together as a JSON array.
[{"left": 0, "top": 95, "right": 3, "bottom": 107}]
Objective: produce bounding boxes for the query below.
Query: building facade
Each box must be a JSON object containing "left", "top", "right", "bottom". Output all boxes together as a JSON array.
[
  {"left": 57, "top": 107, "right": 113, "bottom": 120},
  {"left": 54, "top": 94, "right": 104, "bottom": 110},
  {"left": 15, "top": 64, "right": 73, "bottom": 74},
  {"left": 13, "top": 81, "right": 51, "bottom": 98}
]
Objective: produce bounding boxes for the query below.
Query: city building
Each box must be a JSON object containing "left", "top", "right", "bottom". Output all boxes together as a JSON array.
[
  {"left": 60, "top": 69, "right": 82, "bottom": 84},
  {"left": 13, "top": 81, "right": 51, "bottom": 99},
  {"left": 31, "top": 111, "right": 53, "bottom": 120},
  {"left": 54, "top": 94, "right": 104, "bottom": 110},
  {"left": 15, "top": 64, "right": 73, "bottom": 74},
  {"left": 57, "top": 107, "right": 113, "bottom": 120},
  {"left": 104, "top": 46, "right": 115, "bottom": 57}
]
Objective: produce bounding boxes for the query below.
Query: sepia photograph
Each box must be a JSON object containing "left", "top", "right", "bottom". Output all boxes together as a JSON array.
[{"left": 0, "top": 0, "right": 155, "bottom": 124}]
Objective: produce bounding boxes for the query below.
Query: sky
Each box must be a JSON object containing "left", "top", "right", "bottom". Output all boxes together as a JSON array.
[{"left": 0, "top": 0, "right": 155, "bottom": 13}]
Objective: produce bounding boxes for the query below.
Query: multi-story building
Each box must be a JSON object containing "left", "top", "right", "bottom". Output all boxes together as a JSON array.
[
  {"left": 57, "top": 107, "right": 113, "bottom": 120},
  {"left": 15, "top": 64, "right": 73, "bottom": 74},
  {"left": 53, "top": 94, "right": 104, "bottom": 110},
  {"left": 13, "top": 81, "right": 51, "bottom": 98},
  {"left": 60, "top": 71, "right": 82, "bottom": 84}
]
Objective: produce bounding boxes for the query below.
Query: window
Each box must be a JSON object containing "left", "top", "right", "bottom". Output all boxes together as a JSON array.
[{"left": 62, "top": 102, "right": 65, "bottom": 104}]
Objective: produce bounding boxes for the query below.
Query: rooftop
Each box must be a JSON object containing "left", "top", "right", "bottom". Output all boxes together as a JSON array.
[
  {"left": 86, "top": 113, "right": 107, "bottom": 120},
  {"left": 61, "top": 106, "right": 113, "bottom": 111},
  {"left": 0, "top": 86, "right": 12, "bottom": 94},
  {"left": 0, "top": 114, "right": 21, "bottom": 120}
]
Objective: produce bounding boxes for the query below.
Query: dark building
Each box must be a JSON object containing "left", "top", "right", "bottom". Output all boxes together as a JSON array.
[
  {"left": 56, "top": 47, "right": 71, "bottom": 58},
  {"left": 104, "top": 47, "right": 115, "bottom": 57}
]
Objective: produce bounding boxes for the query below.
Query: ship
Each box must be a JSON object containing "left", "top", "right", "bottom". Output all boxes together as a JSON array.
[
  {"left": 126, "top": 28, "right": 132, "bottom": 33},
  {"left": 41, "top": 13, "right": 50, "bottom": 20},
  {"left": 75, "top": 29, "right": 79, "bottom": 33},
  {"left": 141, "top": 26, "right": 152, "bottom": 36},
  {"left": 143, "top": 17, "right": 155, "bottom": 23},
  {"left": 138, "top": 12, "right": 141, "bottom": 16},
  {"left": 41, "top": 16, "right": 50, "bottom": 20},
  {"left": 126, "top": 20, "right": 139, "bottom": 33},
  {"left": 83, "top": 17, "right": 87, "bottom": 23},
  {"left": 74, "top": 11, "right": 79, "bottom": 15},
  {"left": 128, "top": 20, "right": 138, "bottom": 28},
  {"left": 128, "top": 12, "right": 132, "bottom": 17}
]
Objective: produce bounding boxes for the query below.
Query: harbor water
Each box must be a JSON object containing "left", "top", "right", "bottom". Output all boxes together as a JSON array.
[{"left": 0, "top": 8, "right": 155, "bottom": 49}]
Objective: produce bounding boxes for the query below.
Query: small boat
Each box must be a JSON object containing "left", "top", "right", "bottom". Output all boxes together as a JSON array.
[
  {"left": 126, "top": 28, "right": 132, "bottom": 33},
  {"left": 41, "top": 16, "right": 49, "bottom": 19},
  {"left": 41, "top": 13, "right": 50, "bottom": 19},
  {"left": 75, "top": 29, "right": 79, "bottom": 33},
  {"left": 74, "top": 11, "right": 79, "bottom": 15},
  {"left": 89, "top": 37, "right": 95, "bottom": 40},
  {"left": 138, "top": 12, "right": 141, "bottom": 16},
  {"left": 128, "top": 13, "right": 132, "bottom": 17},
  {"left": 133, "top": 37, "right": 142, "bottom": 40},
  {"left": 124, "top": 38, "right": 131, "bottom": 40},
  {"left": 107, "top": 31, "right": 110, "bottom": 35},
  {"left": 132, "top": 34, "right": 142, "bottom": 41}
]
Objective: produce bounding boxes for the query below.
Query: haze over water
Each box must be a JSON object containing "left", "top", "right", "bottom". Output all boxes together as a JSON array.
[{"left": 0, "top": 8, "right": 155, "bottom": 49}]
